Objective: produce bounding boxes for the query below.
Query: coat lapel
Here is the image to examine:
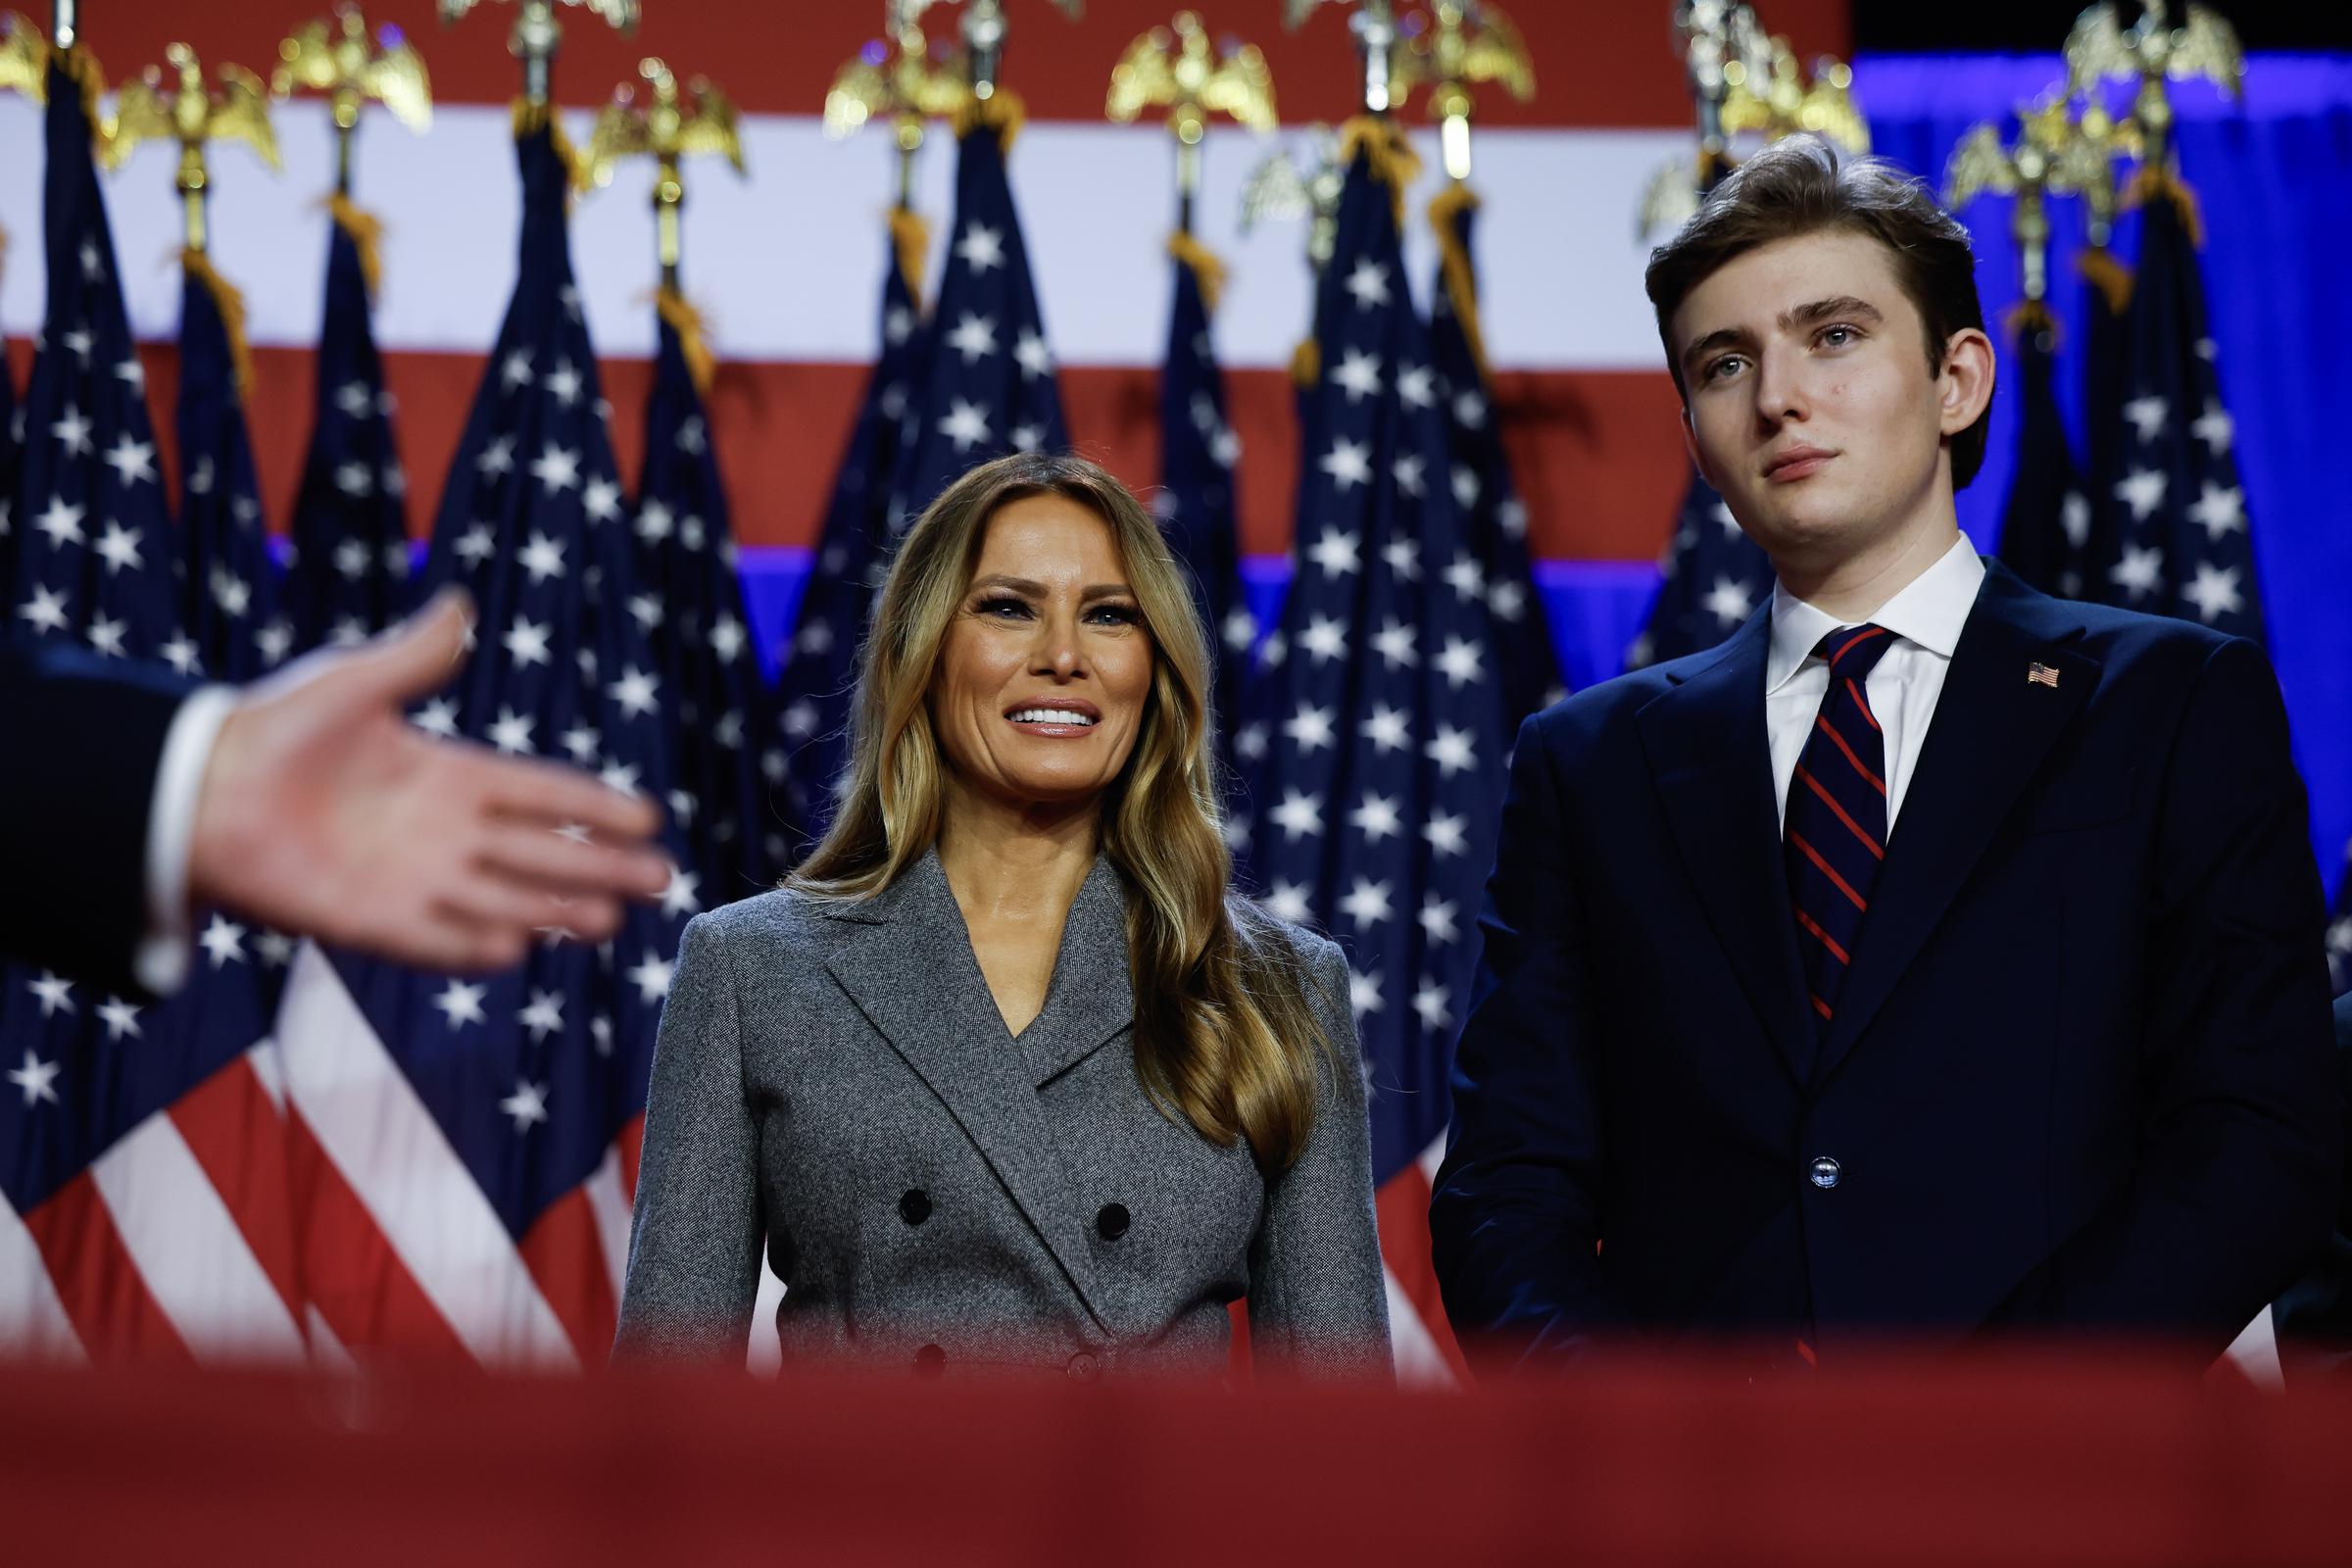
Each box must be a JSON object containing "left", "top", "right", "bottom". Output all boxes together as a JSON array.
[
  {"left": 819, "top": 849, "right": 1111, "bottom": 1329},
  {"left": 1636, "top": 611, "right": 1816, "bottom": 1087},
  {"left": 1014, "top": 857, "right": 1137, "bottom": 1088},
  {"left": 1812, "top": 562, "right": 2097, "bottom": 1086}
]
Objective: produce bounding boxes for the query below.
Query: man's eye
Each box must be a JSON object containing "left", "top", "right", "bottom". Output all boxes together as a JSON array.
[
  {"left": 1819, "top": 324, "right": 1859, "bottom": 348},
  {"left": 1705, "top": 356, "right": 1745, "bottom": 381}
]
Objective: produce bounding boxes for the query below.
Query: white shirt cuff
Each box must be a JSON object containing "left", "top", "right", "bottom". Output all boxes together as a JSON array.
[{"left": 135, "top": 686, "right": 239, "bottom": 997}]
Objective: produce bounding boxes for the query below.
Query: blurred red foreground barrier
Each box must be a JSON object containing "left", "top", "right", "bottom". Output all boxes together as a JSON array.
[{"left": 4, "top": 1351, "right": 2350, "bottom": 1565}]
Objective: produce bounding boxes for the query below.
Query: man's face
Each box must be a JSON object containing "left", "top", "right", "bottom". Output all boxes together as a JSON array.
[{"left": 1671, "top": 229, "right": 1979, "bottom": 571}]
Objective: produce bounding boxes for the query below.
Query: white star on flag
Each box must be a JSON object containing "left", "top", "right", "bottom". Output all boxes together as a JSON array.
[
  {"left": 1285, "top": 703, "right": 1338, "bottom": 752},
  {"left": 519, "top": 990, "right": 566, "bottom": 1041},
  {"left": 1320, "top": 438, "right": 1372, "bottom": 490},
  {"left": 19, "top": 586, "right": 71, "bottom": 636},
  {"left": 956, "top": 222, "right": 1006, "bottom": 273},
  {"left": 8, "top": 1050, "right": 61, "bottom": 1108},
  {"left": 503, "top": 617, "right": 553, "bottom": 667},
  {"left": 27, "top": 972, "right": 75, "bottom": 1017},
  {"left": 940, "top": 399, "right": 992, "bottom": 453},
  {"left": 1338, "top": 878, "right": 1395, "bottom": 928},
  {"left": 2122, "top": 394, "right": 2169, "bottom": 442},
  {"left": 1434, "top": 637, "right": 1485, "bottom": 689},
  {"left": 627, "top": 954, "right": 675, "bottom": 1004},
  {"left": 1269, "top": 790, "right": 1325, "bottom": 841},
  {"left": 102, "top": 432, "right": 157, "bottom": 487},
  {"left": 2184, "top": 482, "right": 2245, "bottom": 540},
  {"left": 1371, "top": 620, "right": 1419, "bottom": 671},
  {"left": 2114, "top": 467, "right": 2168, "bottom": 521},
  {"left": 1360, "top": 703, "right": 1411, "bottom": 753},
  {"left": 1342, "top": 258, "right": 1391, "bottom": 310},
  {"left": 86, "top": 614, "right": 128, "bottom": 658},
  {"left": 1014, "top": 330, "right": 1053, "bottom": 379},
  {"left": 96, "top": 997, "right": 143, "bottom": 1042},
  {"left": 32, "top": 497, "right": 86, "bottom": 550},
  {"left": 2190, "top": 401, "right": 2234, "bottom": 455},
  {"left": 2181, "top": 563, "right": 2244, "bottom": 623},
  {"left": 1331, "top": 348, "right": 1384, "bottom": 402},
  {"left": 488, "top": 707, "right": 536, "bottom": 754},
  {"left": 2109, "top": 543, "right": 2166, "bottom": 599},
  {"left": 1299, "top": 614, "right": 1349, "bottom": 664},
  {"left": 1704, "top": 576, "right": 1756, "bottom": 626},
  {"left": 661, "top": 865, "right": 703, "bottom": 918},
  {"left": 945, "top": 313, "right": 1000, "bottom": 364},
  {"left": 609, "top": 666, "right": 662, "bottom": 719},
  {"left": 1349, "top": 793, "right": 1404, "bottom": 842},
  {"left": 529, "top": 443, "right": 582, "bottom": 494},
  {"left": 517, "top": 531, "right": 567, "bottom": 583},
  {"left": 499, "top": 1080, "right": 551, "bottom": 1132},
  {"left": 198, "top": 914, "right": 247, "bottom": 968},
  {"left": 1412, "top": 979, "right": 1452, "bottom": 1031},
  {"left": 94, "top": 521, "right": 144, "bottom": 574},
  {"left": 544, "top": 359, "right": 583, "bottom": 406},
  {"left": 50, "top": 404, "right": 94, "bottom": 457},
  {"left": 433, "top": 979, "right": 488, "bottom": 1029},
  {"left": 1425, "top": 724, "right": 1478, "bottom": 777}
]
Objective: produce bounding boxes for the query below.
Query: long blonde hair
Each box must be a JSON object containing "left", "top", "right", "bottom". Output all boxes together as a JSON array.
[{"left": 792, "top": 453, "right": 1341, "bottom": 1173}]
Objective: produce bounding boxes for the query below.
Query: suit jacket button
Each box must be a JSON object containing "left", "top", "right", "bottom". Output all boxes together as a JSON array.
[
  {"left": 913, "top": 1344, "right": 946, "bottom": 1378},
  {"left": 899, "top": 1189, "right": 932, "bottom": 1226},
  {"left": 1066, "top": 1351, "right": 1100, "bottom": 1382},
  {"left": 1808, "top": 1156, "right": 1841, "bottom": 1190},
  {"left": 1096, "top": 1202, "right": 1130, "bottom": 1241}
]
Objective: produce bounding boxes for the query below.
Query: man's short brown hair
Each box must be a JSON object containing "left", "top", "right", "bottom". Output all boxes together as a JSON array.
[{"left": 1644, "top": 134, "right": 1991, "bottom": 488}]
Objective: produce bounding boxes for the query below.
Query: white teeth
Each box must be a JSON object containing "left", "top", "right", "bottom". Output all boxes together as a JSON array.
[{"left": 1008, "top": 708, "right": 1096, "bottom": 726}]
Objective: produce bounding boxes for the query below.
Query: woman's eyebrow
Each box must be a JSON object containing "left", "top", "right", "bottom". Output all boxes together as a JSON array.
[{"left": 968, "top": 573, "right": 1046, "bottom": 596}]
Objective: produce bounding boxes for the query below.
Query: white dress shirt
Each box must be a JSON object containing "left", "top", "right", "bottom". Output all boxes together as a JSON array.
[{"left": 1765, "top": 535, "right": 1985, "bottom": 836}]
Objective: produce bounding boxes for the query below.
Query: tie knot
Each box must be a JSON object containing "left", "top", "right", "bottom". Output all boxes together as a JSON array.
[{"left": 1817, "top": 624, "right": 1893, "bottom": 676}]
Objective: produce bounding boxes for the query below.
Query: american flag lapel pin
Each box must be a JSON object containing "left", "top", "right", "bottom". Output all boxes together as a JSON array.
[{"left": 2028, "top": 662, "right": 2060, "bottom": 689}]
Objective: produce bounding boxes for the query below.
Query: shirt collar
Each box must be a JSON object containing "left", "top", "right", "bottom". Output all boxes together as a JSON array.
[{"left": 1766, "top": 534, "right": 1985, "bottom": 693}]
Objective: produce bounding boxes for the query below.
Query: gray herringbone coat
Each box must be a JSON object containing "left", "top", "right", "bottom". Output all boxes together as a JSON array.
[{"left": 612, "top": 848, "right": 1391, "bottom": 1381}]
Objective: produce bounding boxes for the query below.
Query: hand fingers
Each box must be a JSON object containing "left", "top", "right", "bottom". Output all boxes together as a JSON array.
[
  {"left": 335, "top": 903, "right": 532, "bottom": 976},
  {"left": 429, "top": 868, "right": 628, "bottom": 950},
  {"left": 466, "top": 751, "right": 664, "bottom": 845},
  {"left": 332, "top": 587, "right": 478, "bottom": 710},
  {"left": 474, "top": 819, "right": 672, "bottom": 904}
]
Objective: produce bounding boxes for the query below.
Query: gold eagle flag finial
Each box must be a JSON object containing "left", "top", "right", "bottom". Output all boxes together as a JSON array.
[
  {"left": 1944, "top": 93, "right": 2117, "bottom": 312},
  {"left": 1106, "top": 12, "right": 1276, "bottom": 235},
  {"left": 439, "top": 0, "right": 637, "bottom": 111},
  {"left": 0, "top": 9, "right": 49, "bottom": 102},
  {"left": 1402, "top": 1, "right": 1536, "bottom": 183},
  {"left": 2064, "top": 0, "right": 2241, "bottom": 182},
  {"left": 273, "top": 6, "right": 432, "bottom": 199},
  {"left": 825, "top": 0, "right": 970, "bottom": 224},
  {"left": 580, "top": 57, "right": 746, "bottom": 288},
  {"left": 104, "top": 41, "right": 281, "bottom": 254}
]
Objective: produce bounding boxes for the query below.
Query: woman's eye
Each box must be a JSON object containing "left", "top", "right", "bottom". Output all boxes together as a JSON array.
[
  {"left": 1087, "top": 603, "right": 1141, "bottom": 626},
  {"left": 976, "top": 595, "right": 1032, "bottom": 618}
]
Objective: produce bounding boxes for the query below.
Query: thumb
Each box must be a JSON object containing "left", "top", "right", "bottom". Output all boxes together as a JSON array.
[{"left": 333, "top": 587, "right": 477, "bottom": 710}]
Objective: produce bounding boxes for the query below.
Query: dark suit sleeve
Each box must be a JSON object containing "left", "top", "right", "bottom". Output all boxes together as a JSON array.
[
  {"left": 0, "top": 640, "right": 194, "bottom": 996},
  {"left": 2272, "top": 993, "right": 2352, "bottom": 1371},
  {"left": 1430, "top": 710, "right": 1610, "bottom": 1367},
  {"left": 1996, "top": 638, "right": 2342, "bottom": 1351}
]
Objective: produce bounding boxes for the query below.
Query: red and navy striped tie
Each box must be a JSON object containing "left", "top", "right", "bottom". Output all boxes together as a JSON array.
[{"left": 1786, "top": 624, "right": 1896, "bottom": 1037}]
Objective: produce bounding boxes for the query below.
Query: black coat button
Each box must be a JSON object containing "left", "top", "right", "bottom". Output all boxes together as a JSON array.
[
  {"left": 899, "top": 1189, "right": 932, "bottom": 1226},
  {"left": 912, "top": 1344, "right": 945, "bottom": 1378},
  {"left": 1096, "top": 1202, "right": 1130, "bottom": 1241}
]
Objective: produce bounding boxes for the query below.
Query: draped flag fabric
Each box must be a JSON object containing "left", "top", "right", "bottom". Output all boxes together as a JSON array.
[
  {"left": 888, "top": 106, "right": 1068, "bottom": 528},
  {"left": 2328, "top": 848, "right": 2351, "bottom": 999},
  {"left": 2080, "top": 187, "right": 2263, "bottom": 642},
  {"left": 1, "top": 54, "right": 302, "bottom": 1364},
  {"left": 770, "top": 216, "right": 929, "bottom": 853},
  {"left": 1155, "top": 234, "right": 1252, "bottom": 834},
  {"left": 1237, "top": 122, "right": 1512, "bottom": 1386},
  {"left": 1993, "top": 310, "right": 2091, "bottom": 598},
  {"left": 269, "top": 114, "right": 695, "bottom": 1370},
  {"left": 175, "top": 258, "right": 290, "bottom": 684},
  {"left": 285, "top": 203, "right": 412, "bottom": 653},
  {"left": 632, "top": 290, "right": 772, "bottom": 903},
  {"left": 1625, "top": 469, "right": 1771, "bottom": 669},
  {"left": 0, "top": 285, "right": 19, "bottom": 590},
  {"left": 1426, "top": 187, "right": 1562, "bottom": 727}
]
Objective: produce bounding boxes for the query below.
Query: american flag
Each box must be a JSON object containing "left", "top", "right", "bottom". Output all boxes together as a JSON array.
[
  {"left": 1, "top": 52, "right": 303, "bottom": 1362},
  {"left": 1154, "top": 235, "right": 1252, "bottom": 832},
  {"left": 2080, "top": 188, "right": 2263, "bottom": 641},
  {"left": 1993, "top": 311, "right": 2091, "bottom": 600},
  {"left": 284, "top": 204, "right": 412, "bottom": 654},
  {"left": 889, "top": 108, "right": 1069, "bottom": 526},
  {"left": 174, "top": 258, "right": 290, "bottom": 685},
  {"left": 268, "top": 114, "right": 695, "bottom": 1369},
  {"left": 771, "top": 216, "right": 930, "bottom": 850},
  {"left": 0, "top": 267, "right": 19, "bottom": 588},
  {"left": 1425, "top": 186, "right": 1564, "bottom": 724},
  {"left": 1235, "top": 122, "right": 1515, "bottom": 1386},
  {"left": 1626, "top": 468, "right": 1770, "bottom": 669},
  {"left": 629, "top": 291, "right": 772, "bottom": 903}
]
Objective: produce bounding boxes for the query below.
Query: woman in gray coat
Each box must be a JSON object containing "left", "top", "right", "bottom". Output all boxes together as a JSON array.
[{"left": 613, "top": 452, "right": 1391, "bottom": 1382}]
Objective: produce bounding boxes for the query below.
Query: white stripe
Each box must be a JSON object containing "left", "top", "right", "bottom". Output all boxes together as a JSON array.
[
  {"left": 0, "top": 1189, "right": 86, "bottom": 1363},
  {"left": 581, "top": 1142, "right": 632, "bottom": 1312},
  {"left": 305, "top": 1303, "right": 357, "bottom": 1376},
  {"left": 0, "top": 100, "right": 1681, "bottom": 372},
  {"left": 1383, "top": 1266, "right": 1462, "bottom": 1391},
  {"left": 2216, "top": 1303, "right": 2284, "bottom": 1391},
  {"left": 245, "top": 1036, "right": 289, "bottom": 1115},
  {"left": 747, "top": 1249, "right": 789, "bottom": 1378},
  {"left": 87, "top": 1109, "right": 307, "bottom": 1362},
  {"left": 1417, "top": 1127, "right": 1448, "bottom": 1187},
  {"left": 273, "top": 943, "right": 578, "bottom": 1371}
]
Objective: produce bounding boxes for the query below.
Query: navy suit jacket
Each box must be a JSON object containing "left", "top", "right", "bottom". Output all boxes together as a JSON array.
[
  {"left": 1431, "top": 559, "right": 2341, "bottom": 1368},
  {"left": 0, "top": 640, "right": 194, "bottom": 996}
]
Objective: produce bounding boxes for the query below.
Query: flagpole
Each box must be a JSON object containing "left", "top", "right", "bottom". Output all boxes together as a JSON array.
[
  {"left": 1105, "top": 12, "right": 1276, "bottom": 238},
  {"left": 50, "top": 0, "right": 74, "bottom": 51}
]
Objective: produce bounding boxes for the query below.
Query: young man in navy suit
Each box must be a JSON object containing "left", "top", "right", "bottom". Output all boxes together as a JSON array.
[{"left": 1431, "top": 136, "right": 2341, "bottom": 1370}]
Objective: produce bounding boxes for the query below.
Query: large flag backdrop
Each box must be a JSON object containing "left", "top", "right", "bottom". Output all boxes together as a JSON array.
[{"left": 3, "top": 12, "right": 2349, "bottom": 1357}]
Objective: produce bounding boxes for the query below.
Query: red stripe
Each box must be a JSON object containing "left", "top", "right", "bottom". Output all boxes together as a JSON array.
[
  {"left": 1845, "top": 676, "right": 1882, "bottom": 731},
  {"left": 1791, "top": 831, "right": 1869, "bottom": 912},
  {"left": 77, "top": 0, "right": 1849, "bottom": 128},
  {"left": 1829, "top": 625, "right": 1890, "bottom": 664},
  {"left": 1796, "top": 763, "right": 1885, "bottom": 859},
  {"left": 617, "top": 1112, "right": 646, "bottom": 1207},
  {"left": 519, "top": 1189, "right": 620, "bottom": 1372},
  {"left": 20, "top": 1172, "right": 194, "bottom": 1364},
  {"left": 1374, "top": 1162, "right": 1470, "bottom": 1384},
  {"left": 1811, "top": 995, "right": 1834, "bottom": 1021},
  {"left": 282, "top": 1111, "right": 473, "bottom": 1364},
  {"left": 74, "top": 340, "right": 1695, "bottom": 565},
  {"left": 167, "top": 1056, "right": 305, "bottom": 1331},
  {"left": 1813, "top": 714, "right": 1887, "bottom": 795},
  {"left": 1792, "top": 905, "right": 1851, "bottom": 966}
]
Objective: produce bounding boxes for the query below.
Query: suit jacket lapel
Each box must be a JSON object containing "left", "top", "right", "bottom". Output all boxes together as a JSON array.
[
  {"left": 1812, "top": 562, "right": 2096, "bottom": 1086},
  {"left": 1015, "top": 857, "right": 1137, "bottom": 1088},
  {"left": 820, "top": 849, "right": 1111, "bottom": 1329},
  {"left": 1636, "top": 611, "right": 1816, "bottom": 1087}
]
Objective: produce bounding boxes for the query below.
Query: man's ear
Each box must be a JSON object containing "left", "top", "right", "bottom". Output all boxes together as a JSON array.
[{"left": 1936, "top": 326, "right": 1996, "bottom": 436}]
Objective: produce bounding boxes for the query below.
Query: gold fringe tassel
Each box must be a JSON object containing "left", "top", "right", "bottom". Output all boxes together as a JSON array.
[
  {"left": 2077, "top": 246, "right": 2135, "bottom": 317},
  {"left": 1288, "top": 335, "right": 1319, "bottom": 391},
  {"left": 952, "top": 89, "right": 1026, "bottom": 153},
  {"left": 1427, "top": 180, "right": 1490, "bottom": 381},
  {"left": 1337, "top": 115, "right": 1422, "bottom": 226},
  {"left": 2122, "top": 163, "right": 2207, "bottom": 249},
  {"left": 327, "top": 193, "right": 385, "bottom": 298},
  {"left": 2002, "top": 297, "right": 2060, "bottom": 346},
  {"left": 888, "top": 205, "right": 931, "bottom": 311},
  {"left": 182, "top": 248, "right": 256, "bottom": 398},
  {"left": 1167, "top": 229, "right": 1228, "bottom": 316},
  {"left": 656, "top": 284, "right": 716, "bottom": 399},
  {"left": 512, "top": 97, "right": 589, "bottom": 196}
]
